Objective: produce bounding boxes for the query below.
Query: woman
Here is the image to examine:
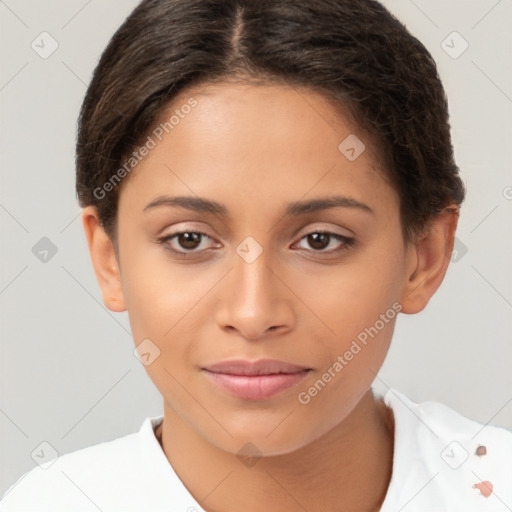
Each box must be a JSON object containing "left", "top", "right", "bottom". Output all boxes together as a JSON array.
[{"left": 2, "top": 1, "right": 510, "bottom": 510}]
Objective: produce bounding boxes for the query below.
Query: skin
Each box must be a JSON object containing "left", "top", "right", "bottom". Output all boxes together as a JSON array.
[{"left": 82, "top": 81, "right": 458, "bottom": 511}]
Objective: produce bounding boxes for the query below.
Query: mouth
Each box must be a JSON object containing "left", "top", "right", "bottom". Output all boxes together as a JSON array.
[{"left": 201, "top": 359, "right": 312, "bottom": 400}]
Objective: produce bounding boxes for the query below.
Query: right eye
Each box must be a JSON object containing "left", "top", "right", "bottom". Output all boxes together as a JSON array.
[{"left": 157, "top": 230, "right": 217, "bottom": 255}]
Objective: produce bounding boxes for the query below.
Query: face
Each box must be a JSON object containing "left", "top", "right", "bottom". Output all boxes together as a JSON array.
[{"left": 112, "top": 82, "right": 413, "bottom": 455}]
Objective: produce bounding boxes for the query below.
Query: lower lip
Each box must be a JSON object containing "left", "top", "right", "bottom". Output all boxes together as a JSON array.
[{"left": 202, "top": 370, "right": 310, "bottom": 400}]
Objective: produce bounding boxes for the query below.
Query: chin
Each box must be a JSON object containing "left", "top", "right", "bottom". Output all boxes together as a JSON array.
[{"left": 198, "top": 415, "right": 329, "bottom": 458}]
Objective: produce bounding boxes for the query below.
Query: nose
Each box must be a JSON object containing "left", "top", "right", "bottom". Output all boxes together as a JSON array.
[{"left": 215, "top": 243, "right": 294, "bottom": 341}]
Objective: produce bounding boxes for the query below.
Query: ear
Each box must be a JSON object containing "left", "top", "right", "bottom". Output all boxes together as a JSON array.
[
  {"left": 400, "top": 206, "right": 459, "bottom": 314},
  {"left": 81, "top": 206, "right": 126, "bottom": 312}
]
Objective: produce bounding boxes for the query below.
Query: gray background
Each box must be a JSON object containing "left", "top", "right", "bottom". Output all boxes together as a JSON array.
[{"left": 1, "top": 0, "right": 511, "bottom": 497}]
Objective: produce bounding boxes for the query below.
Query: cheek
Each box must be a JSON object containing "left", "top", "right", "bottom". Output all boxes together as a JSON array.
[
  {"left": 121, "top": 253, "right": 221, "bottom": 391},
  {"left": 289, "top": 235, "right": 405, "bottom": 401},
  {"left": 121, "top": 242, "right": 207, "bottom": 334},
  {"left": 293, "top": 269, "right": 402, "bottom": 432},
  {"left": 297, "top": 241, "right": 404, "bottom": 337}
]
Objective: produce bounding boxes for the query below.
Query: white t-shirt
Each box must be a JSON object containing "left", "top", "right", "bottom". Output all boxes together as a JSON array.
[{"left": 1, "top": 388, "right": 511, "bottom": 511}]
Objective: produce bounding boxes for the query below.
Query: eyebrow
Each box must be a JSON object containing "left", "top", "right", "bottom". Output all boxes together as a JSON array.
[{"left": 143, "top": 194, "right": 374, "bottom": 217}]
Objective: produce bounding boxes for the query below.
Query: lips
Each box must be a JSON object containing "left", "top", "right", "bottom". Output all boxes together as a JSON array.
[{"left": 201, "top": 359, "right": 312, "bottom": 400}]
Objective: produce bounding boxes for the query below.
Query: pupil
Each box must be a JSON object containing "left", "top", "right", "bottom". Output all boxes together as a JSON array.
[
  {"left": 179, "top": 232, "right": 201, "bottom": 249},
  {"left": 308, "top": 233, "right": 329, "bottom": 250}
]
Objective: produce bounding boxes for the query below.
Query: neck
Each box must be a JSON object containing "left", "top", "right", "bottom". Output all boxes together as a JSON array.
[{"left": 155, "top": 389, "right": 394, "bottom": 512}]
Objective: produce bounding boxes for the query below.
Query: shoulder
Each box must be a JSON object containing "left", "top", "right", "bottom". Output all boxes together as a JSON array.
[
  {"left": 0, "top": 416, "right": 173, "bottom": 512},
  {"left": 381, "top": 388, "right": 512, "bottom": 511}
]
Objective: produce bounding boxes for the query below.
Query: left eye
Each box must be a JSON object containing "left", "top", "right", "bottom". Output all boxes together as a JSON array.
[
  {"left": 157, "top": 230, "right": 354, "bottom": 255},
  {"left": 294, "top": 231, "right": 355, "bottom": 253}
]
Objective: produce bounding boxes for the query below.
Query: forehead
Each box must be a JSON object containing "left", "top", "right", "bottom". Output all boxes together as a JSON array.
[
  {"left": 165, "top": 81, "right": 371, "bottom": 161},
  {"left": 118, "top": 81, "right": 396, "bottom": 219}
]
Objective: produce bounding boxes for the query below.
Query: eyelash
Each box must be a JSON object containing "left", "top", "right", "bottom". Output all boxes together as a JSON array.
[{"left": 156, "top": 229, "right": 355, "bottom": 257}]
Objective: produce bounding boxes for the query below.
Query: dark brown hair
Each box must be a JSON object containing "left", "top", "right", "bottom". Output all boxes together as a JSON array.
[{"left": 76, "top": 0, "right": 465, "bottom": 248}]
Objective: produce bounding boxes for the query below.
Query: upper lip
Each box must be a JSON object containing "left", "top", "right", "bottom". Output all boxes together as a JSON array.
[{"left": 202, "top": 359, "right": 311, "bottom": 376}]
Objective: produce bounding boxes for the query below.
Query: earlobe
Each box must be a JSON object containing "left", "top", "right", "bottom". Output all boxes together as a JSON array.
[
  {"left": 400, "top": 206, "right": 459, "bottom": 314},
  {"left": 81, "top": 206, "right": 127, "bottom": 313}
]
